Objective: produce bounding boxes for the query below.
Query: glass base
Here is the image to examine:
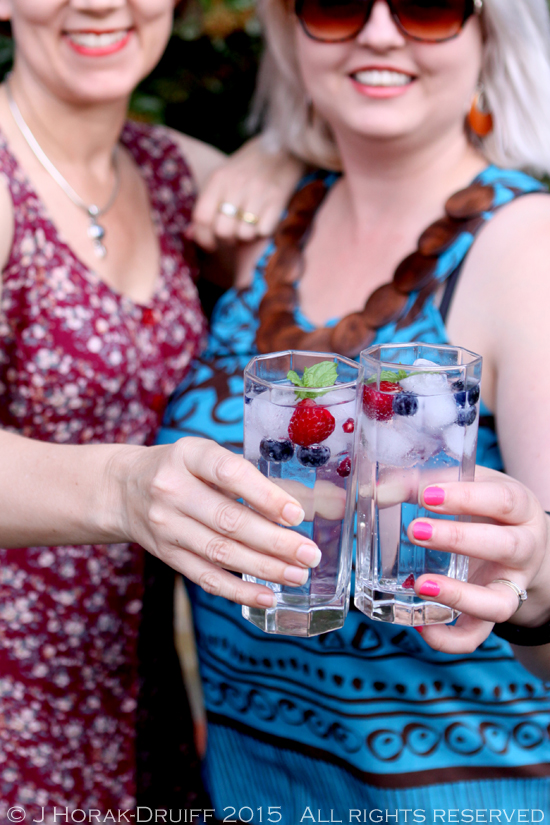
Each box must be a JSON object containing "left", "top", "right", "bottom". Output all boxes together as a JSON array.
[
  {"left": 355, "top": 589, "right": 459, "bottom": 626},
  {"left": 243, "top": 604, "right": 346, "bottom": 637}
]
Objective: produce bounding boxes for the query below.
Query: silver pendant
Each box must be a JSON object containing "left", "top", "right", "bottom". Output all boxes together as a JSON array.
[{"left": 87, "top": 208, "right": 107, "bottom": 258}]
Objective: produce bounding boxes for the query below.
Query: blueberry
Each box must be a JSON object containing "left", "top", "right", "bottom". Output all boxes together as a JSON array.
[
  {"left": 393, "top": 393, "right": 418, "bottom": 417},
  {"left": 297, "top": 444, "right": 331, "bottom": 468},
  {"left": 452, "top": 380, "right": 480, "bottom": 408},
  {"left": 457, "top": 406, "right": 477, "bottom": 427},
  {"left": 260, "top": 438, "right": 294, "bottom": 462},
  {"left": 467, "top": 383, "right": 480, "bottom": 406}
]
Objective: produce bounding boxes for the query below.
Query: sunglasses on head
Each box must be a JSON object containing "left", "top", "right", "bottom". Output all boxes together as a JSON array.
[{"left": 295, "top": 0, "right": 482, "bottom": 43}]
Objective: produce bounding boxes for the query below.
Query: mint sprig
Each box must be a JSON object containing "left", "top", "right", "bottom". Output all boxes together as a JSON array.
[
  {"left": 287, "top": 360, "right": 338, "bottom": 400},
  {"left": 367, "top": 369, "right": 409, "bottom": 384}
]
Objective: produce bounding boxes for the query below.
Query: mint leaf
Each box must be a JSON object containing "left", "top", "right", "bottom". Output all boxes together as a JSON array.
[
  {"left": 287, "top": 370, "right": 303, "bottom": 388},
  {"left": 367, "top": 369, "right": 409, "bottom": 384},
  {"left": 286, "top": 360, "right": 338, "bottom": 400},
  {"left": 302, "top": 361, "right": 338, "bottom": 389}
]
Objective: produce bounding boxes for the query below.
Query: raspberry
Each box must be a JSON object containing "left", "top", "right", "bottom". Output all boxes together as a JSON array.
[
  {"left": 402, "top": 574, "right": 415, "bottom": 589},
  {"left": 336, "top": 456, "right": 352, "bottom": 478},
  {"left": 288, "top": 399, "right": 336, "bottom": 447},
  {"left": 342, "top": 418, "right": 355, "bottom": 433},
  {"left": 362, "top": 381, "right": 402, "bottom": 421}
]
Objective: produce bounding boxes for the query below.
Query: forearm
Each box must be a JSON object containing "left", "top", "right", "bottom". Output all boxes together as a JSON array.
[{"left": 0, "top": 430, "right": 135, "bottom": 547}]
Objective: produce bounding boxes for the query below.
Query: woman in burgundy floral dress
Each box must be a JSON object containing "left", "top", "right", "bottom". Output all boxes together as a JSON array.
[{"left": 0, "top": 0, "right": 320, "bottom": 817}]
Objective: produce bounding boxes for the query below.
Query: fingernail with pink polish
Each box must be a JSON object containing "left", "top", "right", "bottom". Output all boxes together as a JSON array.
[
  {"left": 414, "top": 626, "right": 424, "bottom": 634},
  {"left": 424, "top": 486, "right": 445, "bottom": 506},
  {"left": 413, "top": 522, "right": 433, "bottom": 541},
  {"left": 419, "top": 580, "right": 440, "bottom": 597}
]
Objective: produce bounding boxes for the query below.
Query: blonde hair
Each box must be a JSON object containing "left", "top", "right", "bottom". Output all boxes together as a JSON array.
[{"left": 252, "top": 0, "right": 550, "bottom": 176}]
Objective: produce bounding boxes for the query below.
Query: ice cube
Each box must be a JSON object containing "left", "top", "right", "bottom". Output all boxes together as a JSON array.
[
  {"left": 318, "top": 386, "right": 356, "bottom": 406},
  {"left": 363, "top": 416, "right": 440, "bottom": 468},
  {"left": 244, "top": 391, "right": 294, "bottom": 461},
  {"left": 464, "top": 421, "right": 478, "bottom": 457},
  {"left": 417, "top": 394, "right": 458, "bottom": 432},
  {"left": 248, "top": 391, "right": 294, "bottom": 439},
  {"left": 444, "top": 424, "right": 465, "bottom": 459},
  {"left": 323, "top": 397, "right": 356, "bottom": 456}
]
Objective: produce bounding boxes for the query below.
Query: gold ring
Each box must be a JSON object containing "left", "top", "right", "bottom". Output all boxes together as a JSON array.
[
  {"left": 491, "top": 579, "right": 528, "bottom": 612},
  {"left": 239, "top": 210, "right": 260, "bottom": 226},
  {"left": 217, "top": 201, "right": 239, "bottom": 218}
]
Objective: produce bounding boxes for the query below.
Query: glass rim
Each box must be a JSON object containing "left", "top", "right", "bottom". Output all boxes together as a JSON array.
[
  {"left": 244, "top": 349, "right": 359, "bottom": 392},
  {"left": 360, "top": 342, "right": 482, "bottom": 373}
]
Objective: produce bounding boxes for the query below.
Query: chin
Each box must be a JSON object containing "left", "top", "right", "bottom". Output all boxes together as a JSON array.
[{"left": 60, "top": 70, "right": 143, "bottom": 106}]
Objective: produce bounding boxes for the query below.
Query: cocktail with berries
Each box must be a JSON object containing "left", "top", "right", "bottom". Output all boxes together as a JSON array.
[
  {"left": 243, "top": 351, "right": 358, "bottom": 636},
  {"left": 352, "top": 343, "right": 482, "bottom": 625}
]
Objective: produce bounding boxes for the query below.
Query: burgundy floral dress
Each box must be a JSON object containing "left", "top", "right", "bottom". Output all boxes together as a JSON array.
[{"left": 0, "top": 121, "right": 206, "bottom": 816}]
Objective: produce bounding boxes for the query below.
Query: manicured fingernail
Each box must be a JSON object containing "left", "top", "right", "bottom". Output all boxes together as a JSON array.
[
  {"left": 414, "top": 626, "right": 424, "bottom": 634},
  {"left": 424, "top": 486, "right": 445, "bottom": 506},
  {"left": 256, "top": 593, "right": 276, "bottom": 607},
  {"left": 296, "top": 544, "right": 322, "bottom": 567},
  {"left": 419, "top": 580, "right": 440, "bottom": 597},
  {"left": 282, "top": 503, "right": 305, "bottom": 525},
  {"left": 413, "top": 522, "right": 433, "bottom": 541},
  {"left": 284, "top": 565, "right": 309, "bottom": 585}
]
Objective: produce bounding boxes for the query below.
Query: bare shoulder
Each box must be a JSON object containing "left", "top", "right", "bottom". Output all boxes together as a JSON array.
[
  {"left": 467, "top": 191, "right": 550, "bottom": 277},
  {"left": 448, "top": 189, "right": 550, "bottom": 389},
  {"left": 163, "top": 128, "right": 227, "bottom": 193},
  {"left": 0, "top": 173, "right": 14, "bottom": 278}
]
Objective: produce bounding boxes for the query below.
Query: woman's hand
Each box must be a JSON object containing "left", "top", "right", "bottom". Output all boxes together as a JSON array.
[
  {"left": 408, "top": 466, "right": 550, "bottom": 653},
  {"left": 190, "top": 136, "right": 305, "bottom": 251},
  {"left": 114, "top": 437, "right": 321, "bottom": 609}
]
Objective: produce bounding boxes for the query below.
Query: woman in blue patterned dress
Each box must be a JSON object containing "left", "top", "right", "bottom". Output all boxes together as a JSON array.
[{"left": 160, "top": 0, "right": 550, "bottom": 815}]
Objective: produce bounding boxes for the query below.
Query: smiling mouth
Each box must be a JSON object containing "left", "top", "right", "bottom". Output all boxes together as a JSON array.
[
  {"left": 351, "top": 69, "right": 415, "bottom": 87},
  {"left": 65, "top": 29, "right": 131, "bottom": 49}
]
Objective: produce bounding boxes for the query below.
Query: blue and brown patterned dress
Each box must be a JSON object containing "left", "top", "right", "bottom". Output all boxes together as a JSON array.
[{"left": 158, "top": 166, "right": 550, "bottom": 818}]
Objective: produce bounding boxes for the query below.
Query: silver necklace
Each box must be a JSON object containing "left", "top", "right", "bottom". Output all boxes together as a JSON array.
[{"left": 5, "top": 80, "right": 120, "bottom": 259}]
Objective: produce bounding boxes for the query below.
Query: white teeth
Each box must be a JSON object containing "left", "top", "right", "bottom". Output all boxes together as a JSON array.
[
  {"left": 68, "top": 30, "right": 129, "bottom": 48},
  {"left": 353, "top": 69, "right": 413, "bottom": 87}
]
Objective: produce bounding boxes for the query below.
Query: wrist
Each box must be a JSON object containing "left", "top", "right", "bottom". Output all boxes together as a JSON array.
[{"left": 98, "top": 444, "right": 146, "bottom": 544}]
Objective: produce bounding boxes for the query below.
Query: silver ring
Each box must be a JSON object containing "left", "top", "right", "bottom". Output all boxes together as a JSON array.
[
  {"left": 491, "top": 579, "right": 528, "bottom": 612},
  {"left": 217, "top": 201, "right": 239, "bottom": 218}
]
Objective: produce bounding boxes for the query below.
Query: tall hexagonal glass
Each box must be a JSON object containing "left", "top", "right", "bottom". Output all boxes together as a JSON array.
[
  {"left": 242, "top": 350, "right": 359, "bottom": 636},
  {"left": 353, "top": 343, "right": 482, "bottom": 625}
]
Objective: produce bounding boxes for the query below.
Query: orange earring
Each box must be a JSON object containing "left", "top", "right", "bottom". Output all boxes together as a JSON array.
[{"left": 467, "top": 88, "right": 493, "bottom": 138}]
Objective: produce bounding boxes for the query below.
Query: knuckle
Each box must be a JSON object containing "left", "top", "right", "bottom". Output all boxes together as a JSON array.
[
  {"left": 493, "top": 601, "right": 514, "bottom": 624},
  {"left": 503, "top": 527, "right": 530, "bottom": 565},
  {"left": 213, "top": 500, "right": 246, "bottom": 536},
  {"left": 198, "top": 571, "right": 223, "bottom": 597},
  {"left": 500, "top": 482, "right": 523, "bottom": 517},
  {"left": 445, "top": 521, "right": 463, "bottom": 552},
  {"left": 269, "top": 527, "right": 291, "bottom": 559},
  {"left": 147, "top": 502, "right": 167, "bottom": 530},
  {"left": 212, "top": 452, "right": 246, "bottom": 487},
  {"left": 204, "top": 536, "right": 233, "bottom": 567}
]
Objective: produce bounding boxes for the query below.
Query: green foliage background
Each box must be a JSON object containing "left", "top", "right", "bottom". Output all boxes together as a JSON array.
[{"left": 0, "top": 1, "right": 262, "bottom": 154}]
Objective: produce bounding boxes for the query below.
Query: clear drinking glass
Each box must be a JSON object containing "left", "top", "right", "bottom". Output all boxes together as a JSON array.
[
  {"left": 352, "top": 343, "right": 482, "bottom": 626},
  {"left": 242, "top": 350, "right": 359, "bottom": 636}
]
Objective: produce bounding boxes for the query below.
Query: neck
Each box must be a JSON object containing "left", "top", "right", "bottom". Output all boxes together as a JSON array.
[
  {"left": 5, "top": 63, "right": 129, "bottom": 176},
  {"left": 331, "top": 125, "right": 487, "bottom": 233}
]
